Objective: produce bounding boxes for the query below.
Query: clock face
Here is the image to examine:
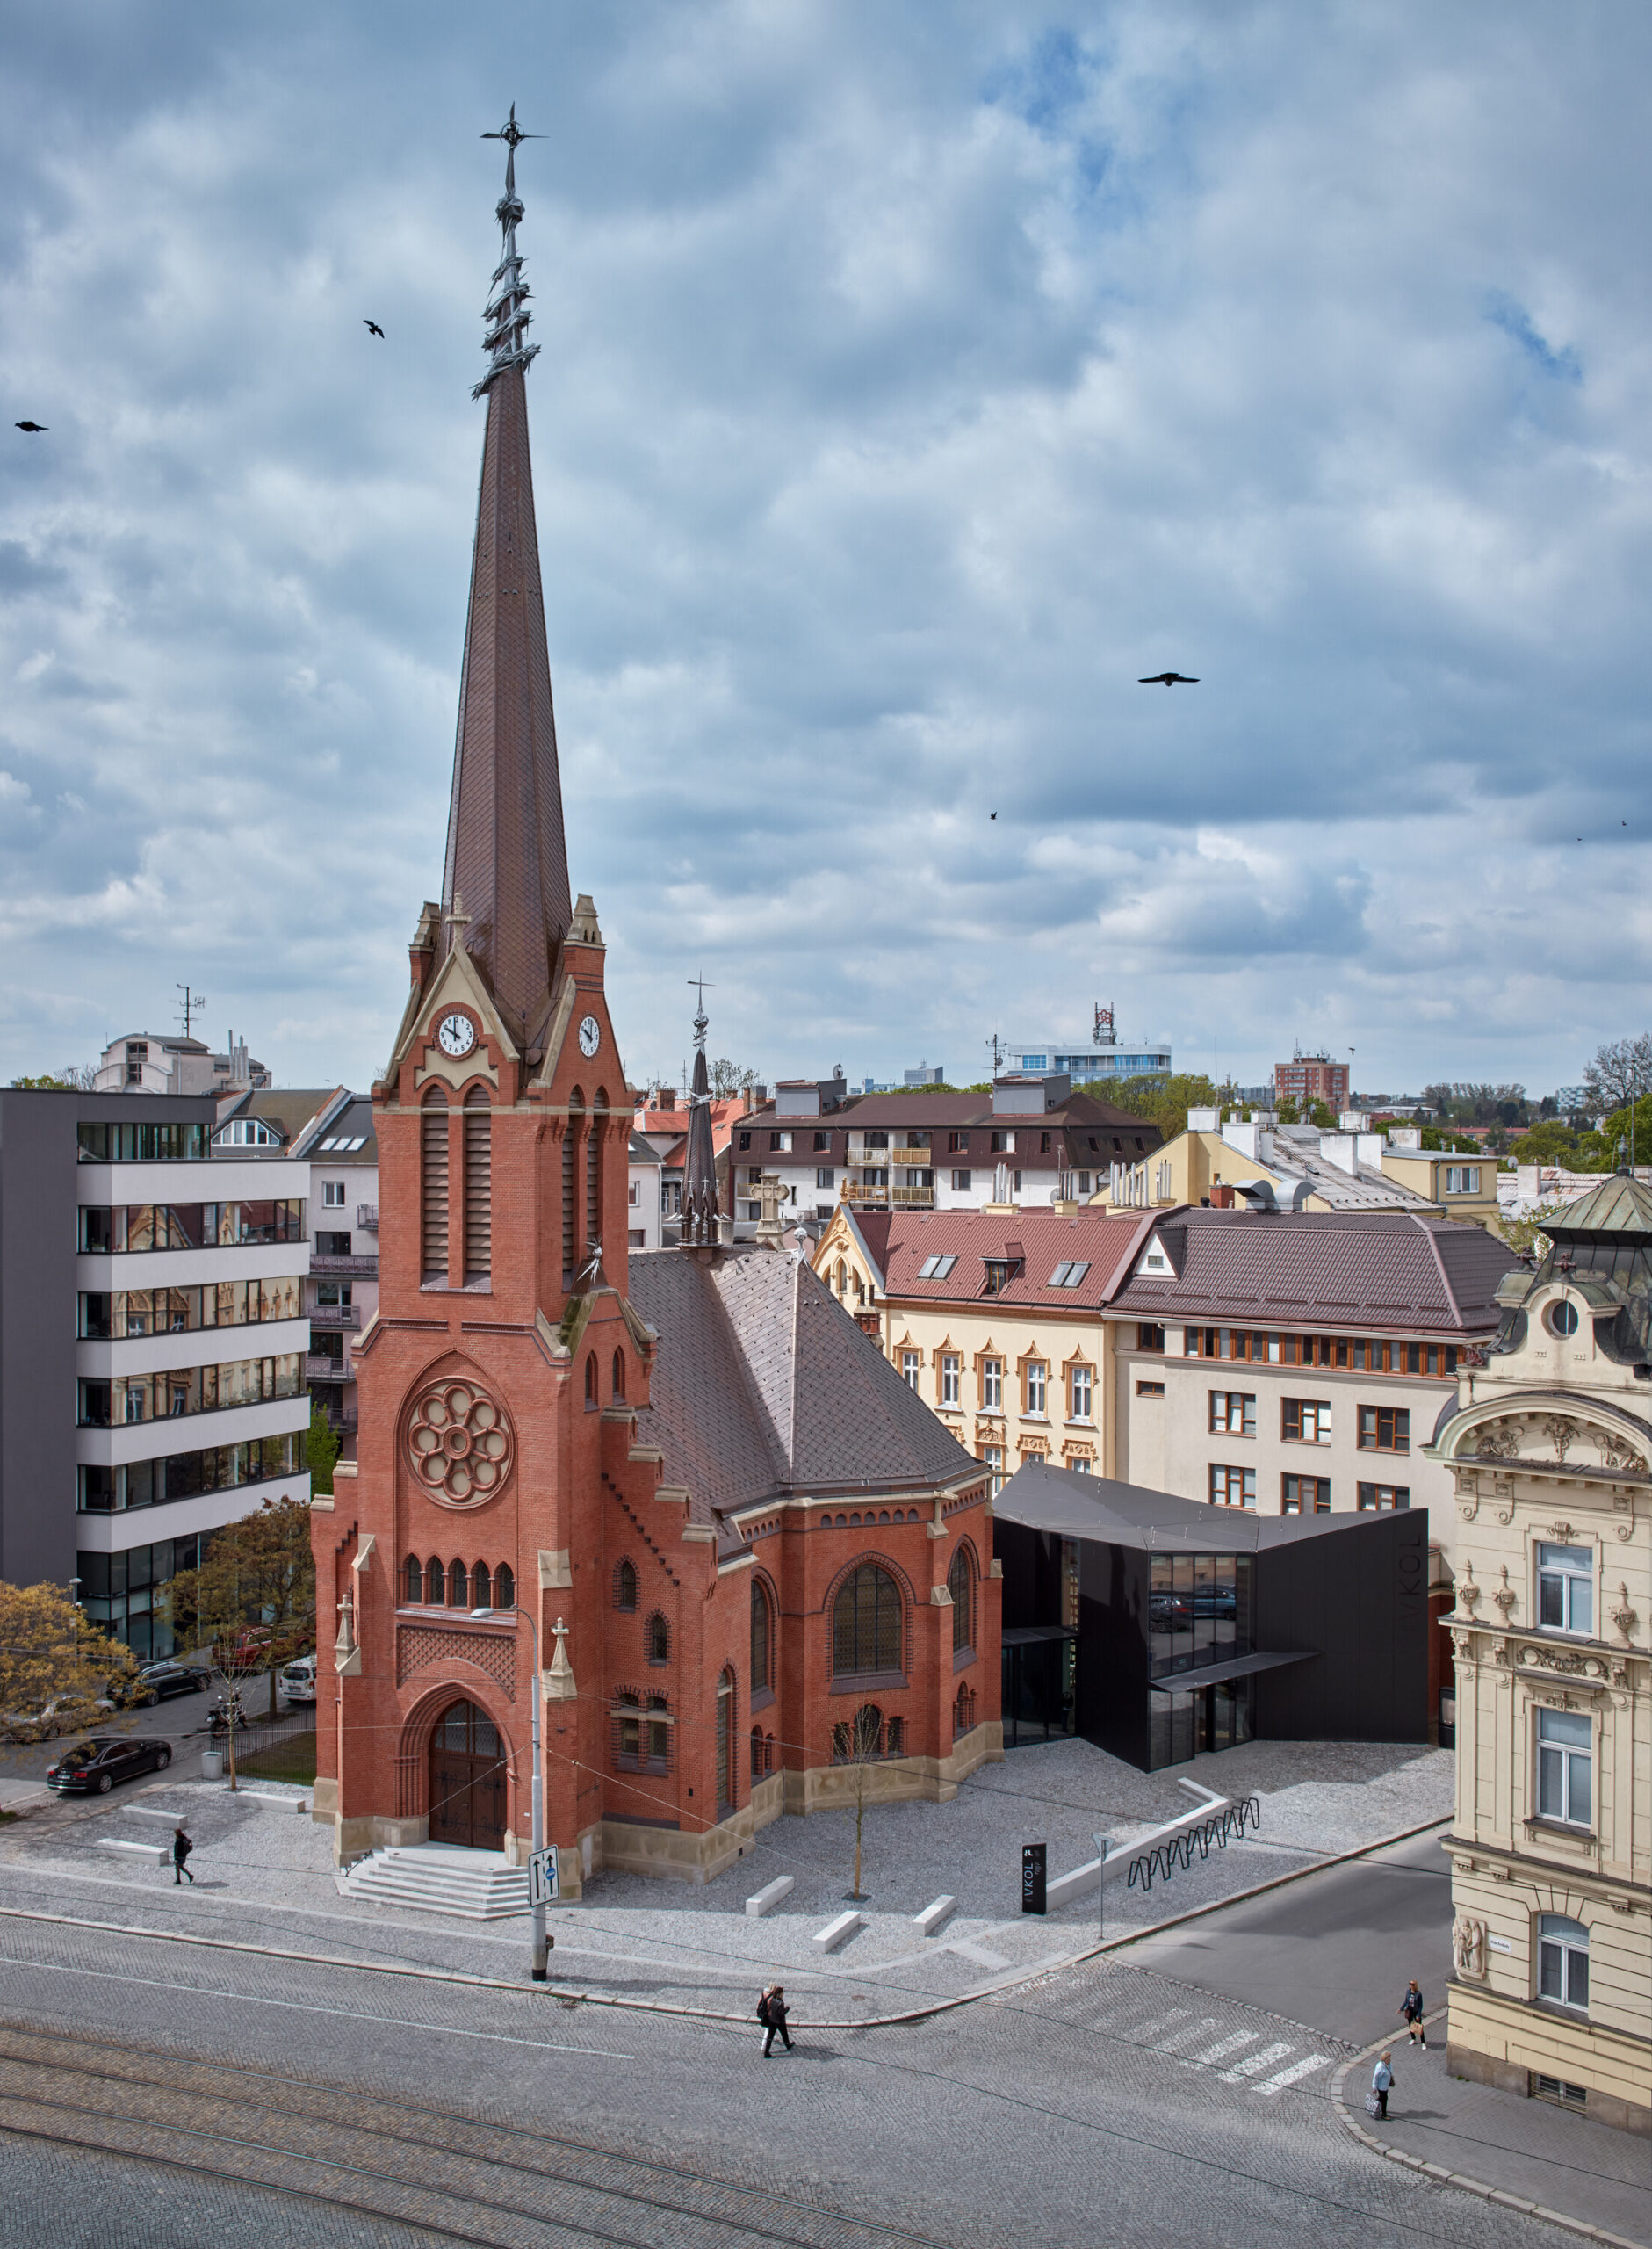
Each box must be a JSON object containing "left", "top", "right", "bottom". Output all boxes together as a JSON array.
[
  {"left": 578, "top": 1014, "right": 601, "bottom": 1059},
  {"left": 436, "top": 1012, "right": 476, "bottom": 1058}
]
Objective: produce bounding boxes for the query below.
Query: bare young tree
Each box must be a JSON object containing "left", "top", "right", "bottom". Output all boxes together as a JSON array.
[
  {"left": 833, "top": 1701, "right": 895, "bottom": 1900},
  {"left": 708, "top": 1058, "right": 760, "bottom": 1098},
  {"left": 1584, "top": 1036, "right": 1652, "bottom": 1113},
  {"left": 166, "top": 1498, "right": 316, "bottom": 1762}
]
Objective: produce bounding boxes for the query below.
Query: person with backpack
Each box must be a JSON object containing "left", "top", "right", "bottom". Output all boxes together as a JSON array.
[
  {"left": 757, "top": 1984, "right": 792, "bottom": 2057},
  {"left": 171, "top": 1826, "right": 194, "bottom": 1885},
  {"left": 1399, "top": 1979, "right": 1426, "bottom": 2046}
]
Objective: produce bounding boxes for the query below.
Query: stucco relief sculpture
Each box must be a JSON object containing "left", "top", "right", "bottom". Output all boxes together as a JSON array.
[
  {"left": 1492, "top": 1564, "right": 1518, "bottom": 1619},
  {"left": 1475, "top": 1421, "right": 1519, "bottom": 1461},
  {"left": 407, "top": 1378, "right": 514, "bottom": 1507},
  {"left": 1599, "top": 1428, "right": 1646, "bottom": 1475},
  {"left": 1609, "top": 1584, "right": 1639, "bottom": 1643},
  {"left": 1543, "top": 1414, "right": 1579, "bottom": 1464},
  {"left": 1456, "top": 1558, "right": 1482, "bottom": 1613},
  {"left": 1452, "top": 1914, "right": 1487, "bottom": 1979}
]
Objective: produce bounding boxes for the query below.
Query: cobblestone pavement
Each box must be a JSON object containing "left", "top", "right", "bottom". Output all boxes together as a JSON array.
[
  {"left": 0, "top": 1737, "right": 1454, "bottom": 2015},
  {"left": 0, "top": 1893, "right": 1596, "bottom": 2249}
]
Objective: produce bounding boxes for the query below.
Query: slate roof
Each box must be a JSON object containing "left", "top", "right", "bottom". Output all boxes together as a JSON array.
[
  {"left": 625, "top": 1245, "right": 978, "bottom": 1535},
  {"left": 1111, "top": 1207, "right": 1516, "bottom": 1334},
  {"left": 849, "top": 1208, "right": 1153, "bottom": 1310}
]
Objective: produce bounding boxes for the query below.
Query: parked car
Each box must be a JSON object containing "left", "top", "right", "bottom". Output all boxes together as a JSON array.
[
  {"left": 134, "top": 1661, "right": 209, "bottom": 1703},
  {"left": 279, "top": 1655, "right": 318, "bottom": 1704},
  {"left": 37, "top": 1694, "right": 118, "bottom": 1732},
  {"left": 46, "top": 1735, "right": 173, "bottom": 1793}
]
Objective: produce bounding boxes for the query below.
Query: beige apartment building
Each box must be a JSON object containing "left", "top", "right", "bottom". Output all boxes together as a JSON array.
[
  {"left": 1429, "top": 1174, "right": 1652, "bottom": 2134},
  {"left": 815, "top": 1198, "right": 1514, "bottom": 1733}
]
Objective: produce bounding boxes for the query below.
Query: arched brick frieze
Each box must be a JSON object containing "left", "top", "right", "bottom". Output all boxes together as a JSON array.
[{"left": 393, "top": 1674, "right": 523, "bottom": 1826}]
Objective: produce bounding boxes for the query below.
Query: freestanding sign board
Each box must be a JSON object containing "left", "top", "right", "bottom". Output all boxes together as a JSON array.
[
  {"left": 528, "top": 1846, "right": 559, "bottom": 1907},
  {"left": 1021, "top": 1841, "right": 1047, "bottom": 1915}
]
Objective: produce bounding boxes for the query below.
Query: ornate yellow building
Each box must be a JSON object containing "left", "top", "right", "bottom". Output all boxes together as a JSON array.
[{"left": 1429, "top": 1175, "right": 1652, "bottom": 2134}]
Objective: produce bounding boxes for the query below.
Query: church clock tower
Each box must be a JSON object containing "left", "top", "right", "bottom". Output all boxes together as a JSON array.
[{"left": 312, "top": 111, "right": 642, "bottom": 1889}]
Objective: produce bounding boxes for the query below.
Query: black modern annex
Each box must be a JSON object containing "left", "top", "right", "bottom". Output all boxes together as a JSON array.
[{"left": 993, "top": 1459, "right": 1428, "bottom": 1770}]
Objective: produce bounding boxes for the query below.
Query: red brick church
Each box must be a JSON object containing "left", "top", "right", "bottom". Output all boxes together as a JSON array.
[{"left": 312, "top": 120, "right": 999, "bottom": 1892}]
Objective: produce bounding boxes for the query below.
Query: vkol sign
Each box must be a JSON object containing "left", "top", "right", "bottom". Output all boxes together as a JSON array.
[{"left": 1021, "top": 1841, "right": 1047, "bottom": 1915}]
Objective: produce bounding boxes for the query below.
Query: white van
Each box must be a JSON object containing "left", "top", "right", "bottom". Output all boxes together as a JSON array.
[{"left": 280, "top": 1655, "right": 319, "bottom": 1704}]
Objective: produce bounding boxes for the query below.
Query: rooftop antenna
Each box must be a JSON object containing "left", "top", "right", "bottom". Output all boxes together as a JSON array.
[
  {"left": 176, "top": 985, "right": 206, "bottom": 1039},
  {"left": 986, "top": 1030, "right": 1005, "bottom": 1074}
]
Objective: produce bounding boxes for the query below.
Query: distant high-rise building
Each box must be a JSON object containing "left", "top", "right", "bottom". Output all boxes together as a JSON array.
[
  {"left": 1004, "top": 1002, "right": 1172, "bottom": 1085},
  {"left": 1274, "top": 1052, "right": 1350, "bottom": 1110}
]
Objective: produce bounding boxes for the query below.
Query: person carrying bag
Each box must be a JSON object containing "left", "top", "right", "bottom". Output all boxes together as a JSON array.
[{"left": 1367, "top": 2051, "right": 1394, "bottom": 2120}]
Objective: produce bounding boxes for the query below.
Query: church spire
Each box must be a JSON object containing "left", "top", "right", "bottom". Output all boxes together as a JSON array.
[
  {"left": 680, "top": 982, "right": 721, "bottom": 1248},
  {"left": 440, "top": 105, "right": 572, "bottom": 1052}
]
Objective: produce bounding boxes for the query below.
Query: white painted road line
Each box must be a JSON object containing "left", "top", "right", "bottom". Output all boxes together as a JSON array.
[
  {"left": 1117, "top": 2007, "right": 1194, "bottom": 2042},
  {"left": 1219, "top": 2041, "right": 1294, "bottom": 2083},
  {"left": 1187, "top": 2030, "right": 1264, "bottom": 2066},
  {"left": 1257, "top": 2052, "right": 1332, "bottom": 2095},
  {"left": 1156, "top": 2017, "right": 1222, "bottom": 2053}
]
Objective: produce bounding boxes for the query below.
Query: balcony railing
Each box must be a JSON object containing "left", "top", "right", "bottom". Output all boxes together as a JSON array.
[
  {"left": 310, "top": 1253, "right": 377, "bottom": 1277},
  {"left": 304, "top": 1355, "right": 346, "bottom": 1380},
  {"left": 888, "top": 1146, "right": 934, "bottom": 1164},
  {"left": 841, "top": 1183, "right": 935, "bottom": 1210},
  {"left": 309, "top": 1304, "right": 361, "bottom": 1329},
  {"left": 356, "top": 1204, "right": 378, "bottom": 1230}
]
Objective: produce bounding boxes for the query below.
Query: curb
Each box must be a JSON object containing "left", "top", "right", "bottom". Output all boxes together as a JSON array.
[
  {"left": 1330, "top": 2015, "right": 1648, "bottom": 2249},
  {"left": 0, "top": 1813, "right": 1453, "bottom": 2033}
]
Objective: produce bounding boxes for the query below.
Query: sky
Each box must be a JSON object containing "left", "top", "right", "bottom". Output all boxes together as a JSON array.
[{"left": 1, "top": 3, "right": 1648, "bottom": 1101}]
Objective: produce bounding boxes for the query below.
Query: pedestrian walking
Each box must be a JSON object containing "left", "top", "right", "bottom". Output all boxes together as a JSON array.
[
  {"left": 1399, "top": 1979, "right": 1426, "bottom": 2047},
  {"left": 757, "top": 1984, "right": 793, "bottom": 2058},
  {"left": 1370, "top": 2051, "right": 1394, "bottom": 2121},
  {"left": 171, "top": 1826, "right": 194, "bottom": 1885}
]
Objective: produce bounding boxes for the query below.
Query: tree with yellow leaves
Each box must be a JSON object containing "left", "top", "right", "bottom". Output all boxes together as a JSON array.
[{"left": 0, "top": 1581, "right": 141, "bottom": 1741}]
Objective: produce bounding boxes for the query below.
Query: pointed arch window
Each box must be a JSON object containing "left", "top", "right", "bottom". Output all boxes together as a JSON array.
[
  {"left": 587, "top": 1092, "right": 607, "bottom": 1256},
  {"left": 948, "top": 1545, "right": 975, "bottom": 1655},
  {"left": 833, "top": 1565, "right": 903, "bottom": 1678},
  {"left": 750, "top": 1579, "right": 771, "bottom": 1693},
  {"left": 422, "top": 1090, "right": 450, "bottom": 1285},
  {"left": 615, "top": 1558, "right": 638, "bottom": 1612},
  {"left": 425, "top": 1556, "right": 445, "bottom": 1607},
  {"left": 584, "top": 1352, "right": 598, "bottom": 1407},
  {"left": 646, "top": 1610, "right": 669, "bottom": 1664},
  {"left": 405, "top": 1553, "right": 423, "bottom": 1605},
  {"left": 494, "top": 1562, "right": 515, "bottom": 1610},
  {"left": 472, "top": 1562, "right": 491, "bottom": 1611},
  {"left": 449, "top": 1559, "right": 468, "bottom": 1611},
  {"left": 611, "top": 1349, "right": 625, "bottom": 1401},
  {"left": 716, "top": 1667, "right": 735, "bottom": 1813},
  {"left": 463, "top": 1087, "right": 491, "bottom": 1283},
  {"left": 562, "top": 1094, "right": 583, "bottom": 1286}
]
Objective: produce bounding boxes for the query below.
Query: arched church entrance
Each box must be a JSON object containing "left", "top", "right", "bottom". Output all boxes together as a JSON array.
[{"left": 428, "top": 1698, "right": 507, "bottom": 1850}]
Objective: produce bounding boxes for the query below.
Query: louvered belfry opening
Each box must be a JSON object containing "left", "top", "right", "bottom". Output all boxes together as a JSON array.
[
  {"left": 562, "top": 1094, "right": 583, "bottom": 1287},
  {"left": 463, "top": 1087, "right": 492, "bottom": 1283},
  {"left": 422, "top": 1092, "right": 451, "bottom": 1285},
  {"left": 586, "top": 1093, "right": 606, "bottom": 1260}
]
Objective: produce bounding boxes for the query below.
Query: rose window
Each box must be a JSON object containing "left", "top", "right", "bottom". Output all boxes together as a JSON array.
[{"left": 407, "top": 1380, "right": 513, "bottom": 1507}]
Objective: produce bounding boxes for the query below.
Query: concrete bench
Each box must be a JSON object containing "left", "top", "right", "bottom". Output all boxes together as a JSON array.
[
  {"left": 913, "top": 1894, "right": 956, "bottom": 1936},
  {"left": 97, "top": 1840, "right": 169, "bottom": 1867},
  {"left": 812, "top": 1909, "right": 864, "bottom": 1954},
  {"left": 745, "top": 1874, "right": 794, "bottom": 1918}
]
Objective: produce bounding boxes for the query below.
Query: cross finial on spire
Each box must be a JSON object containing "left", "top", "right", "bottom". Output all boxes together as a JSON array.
[
  {"left": 689, "top": 975, "right": 714, "bottom": 1053},
  {"left": 473, "top": 104, "right": 544, "bottom": 400}
]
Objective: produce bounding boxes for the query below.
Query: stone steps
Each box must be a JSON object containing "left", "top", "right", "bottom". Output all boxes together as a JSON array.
[{"left": 343, "top": 1844, "right": 529, "bottom": 1920}]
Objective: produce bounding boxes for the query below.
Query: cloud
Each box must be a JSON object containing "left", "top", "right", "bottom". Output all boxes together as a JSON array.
[
  {"left": 1484, "top": 290, "right": 1583, "bottom": 383},
  {"left": 0, "top": 0, "right": 1648, "bottom": 1097}
]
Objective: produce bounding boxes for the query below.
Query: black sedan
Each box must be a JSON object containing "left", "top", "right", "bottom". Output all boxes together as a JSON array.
[
  {"left": 134, "top": 1661, "right": 208, "bottom": 1702},
  {"left": 46, "top": 1735, "right": 173, "bottom": 1794}
]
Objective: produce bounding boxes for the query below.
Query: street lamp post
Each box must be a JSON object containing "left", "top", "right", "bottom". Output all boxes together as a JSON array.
[{"left": 473, "top": 1602, "right": 547, "bottom": 1980}]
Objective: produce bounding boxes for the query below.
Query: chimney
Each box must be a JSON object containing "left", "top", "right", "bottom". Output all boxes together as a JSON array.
[
  {"left": 1210, "top": 1183, "right": 1235, "bottom": 1209},
  {"left": 658, "top": 1088, "right": 676, "bottom": 1112}
]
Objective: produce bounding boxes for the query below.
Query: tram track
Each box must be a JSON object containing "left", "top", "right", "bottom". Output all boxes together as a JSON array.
[{"left": 0, "top": 2021, "right": 952, "bottom": 2249}]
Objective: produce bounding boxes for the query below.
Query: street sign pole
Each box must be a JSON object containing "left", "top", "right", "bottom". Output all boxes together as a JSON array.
[
  {"left": 1093, "top": 1832, "right": 1111, "bottom": 1949},
  {"left": 473, "top": 1601, "right": 547, "bottom": 1981}
]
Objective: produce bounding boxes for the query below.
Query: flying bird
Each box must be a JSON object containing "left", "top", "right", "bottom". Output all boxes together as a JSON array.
[
  {"left": 1139, "top": 671, "right": 1199, "bottom": 686},
  {"left": 991, "top": 811, "right": 998, "bottom": 820},
  {"left": 364, "top": 320, "right": 385, "bottom": 339},
  {"left": 15, "top": 420, "right": 47, "bottom": 433}
]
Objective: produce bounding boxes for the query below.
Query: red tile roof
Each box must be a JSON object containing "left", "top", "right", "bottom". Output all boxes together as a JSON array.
[{"left": 860, "top": 1208, "right": 1154, "bottom": 1310}]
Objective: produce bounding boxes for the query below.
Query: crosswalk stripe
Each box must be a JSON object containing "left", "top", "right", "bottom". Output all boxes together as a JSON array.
[
  {"left": 1187, "top": 2030, "right": 1264, "bottom": 2066},
  {"left": 1256, "top": 2052, "right": 1332, "bottom": 2095},
  {"left": 1113, "top": 2006, "right": 1194, "bottom": 2042},
  {"left": 1219, "top": 2041, "right": 1294, "bottom": 2083},
  {"left": 1156, "top": 2017, "right": 1222, "bottom": 2053}
]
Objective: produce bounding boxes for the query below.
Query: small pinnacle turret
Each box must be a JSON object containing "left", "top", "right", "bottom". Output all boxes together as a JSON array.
[{"left": 681, "top": 984, "right": 720, "bottom": 1249}]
